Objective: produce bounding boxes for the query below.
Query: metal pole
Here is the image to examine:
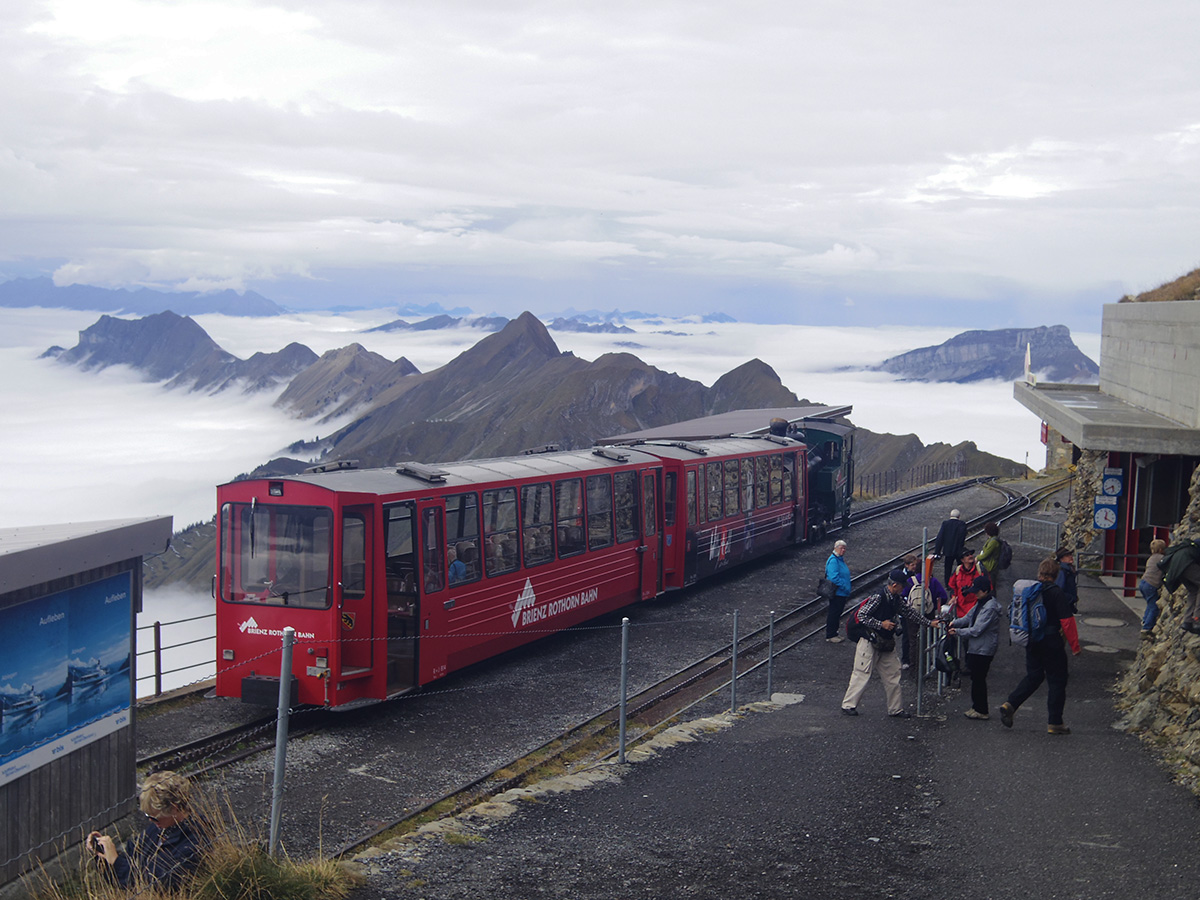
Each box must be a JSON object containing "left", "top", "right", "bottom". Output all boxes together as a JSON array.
[
  {"left": 730, "top": 610, "right": 739, "bottom": 712},
  {"left": 766, "top": 611, "right": 775, "bottom": 700},
  {"left": 153, "top": 621, "right": 163, "bottom": 697},
  {"left": 268, "top": 626, "right": 294, "bottom": 858},
  {"left": 618, "top": 617, "right": 630, "bottom": 764},
  {"left": 917, "top": 528, "right": 928, "bottom": 716}
]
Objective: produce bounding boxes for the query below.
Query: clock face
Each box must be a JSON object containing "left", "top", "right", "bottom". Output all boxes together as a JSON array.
[
  {"left": 1102, "top": 476, "right": 1122, "bottom": 496},
  {"left": 1094, "top": 507, "right": 1117, "bottom": 529}
]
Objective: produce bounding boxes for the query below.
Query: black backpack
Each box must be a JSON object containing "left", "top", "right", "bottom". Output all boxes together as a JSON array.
[{"left": 997, "top": 539, "right": 1013, "bottom": 570}]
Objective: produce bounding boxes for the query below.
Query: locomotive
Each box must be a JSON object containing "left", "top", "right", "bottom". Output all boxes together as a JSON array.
[{"left": 213, "top": 407, "right": 853, "bottom": 709}]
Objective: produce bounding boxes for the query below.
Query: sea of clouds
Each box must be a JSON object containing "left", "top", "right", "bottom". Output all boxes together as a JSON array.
[{"left": 0, "top": 307, "right": 1099, "bottom": 695}]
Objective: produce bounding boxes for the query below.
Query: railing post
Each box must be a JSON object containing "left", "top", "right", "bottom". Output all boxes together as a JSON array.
[
  {"left": 766, "top": 611, "right": 775, "bottom": 699},
  {"left": 618, "top": 617, "right": 630, "bottom": 764},
  {"left": 730, "top": 610, "right": 739, "bottom": 712},
  {"left": 268, "top": 626, "right": 294, "bottom": 858},
  {"left": 153, "top": 621, "right": 163, "bottom": 697}
]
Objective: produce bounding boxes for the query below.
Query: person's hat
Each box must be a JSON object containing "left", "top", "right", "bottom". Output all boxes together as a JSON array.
[
  {"left": 971, "top": 574, "right": 992, "bottom": 595},
  {"left": 950, "top": 509, "right": 961, "bottom": 519},
  {"left": 887, "top": 568, "right": 907, "bottom": 587}
]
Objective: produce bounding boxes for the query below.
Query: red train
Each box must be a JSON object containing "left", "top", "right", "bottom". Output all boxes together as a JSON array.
[{"left": 214, "top": 414, "right": 853, "bottom": 709}]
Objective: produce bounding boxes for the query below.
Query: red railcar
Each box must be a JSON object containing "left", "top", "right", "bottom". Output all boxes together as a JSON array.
[{"left": 214, "top": 435, "right": 812, "bottom": 709}]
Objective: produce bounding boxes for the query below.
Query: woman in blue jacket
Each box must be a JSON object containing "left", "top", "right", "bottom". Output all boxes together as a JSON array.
[{"left": 824, "top": 540, "right": 853, "bottom": 642}]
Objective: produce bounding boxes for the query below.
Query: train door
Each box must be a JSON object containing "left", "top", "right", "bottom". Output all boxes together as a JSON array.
[
  {"left": 338, "top": 507, "right": 374, "bottom": 675},
  {"left": 384, "top": 502, "right": 419, "bottom": 694},
  {"left": 640, "top": 469, "right": 662, "bottom": 599}
]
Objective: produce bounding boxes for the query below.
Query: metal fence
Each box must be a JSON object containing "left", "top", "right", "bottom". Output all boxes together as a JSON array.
[
  {"left": 1017, "top": 517, "right": 1062, "bottom": 551},
  {"left": 856, "top": 461, "right": 964, "bottom": 499}
]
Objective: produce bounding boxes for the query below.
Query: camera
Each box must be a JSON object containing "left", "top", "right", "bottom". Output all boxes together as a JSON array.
[{"left": 89, "top": 835, "right": 103, "bottom": 856}]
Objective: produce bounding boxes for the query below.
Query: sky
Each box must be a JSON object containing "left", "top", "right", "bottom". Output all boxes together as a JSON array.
[{"left": 2, "top": 1, "right": 1199, "bottom": 329}]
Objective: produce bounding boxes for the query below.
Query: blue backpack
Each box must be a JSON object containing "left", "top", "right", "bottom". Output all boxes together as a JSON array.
[{"left": 1009, "top": 579, "right": 1048, "bottom": 646}]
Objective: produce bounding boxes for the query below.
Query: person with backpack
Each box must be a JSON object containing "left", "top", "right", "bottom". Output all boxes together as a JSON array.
[
  {"left": 824, "top": 540, "right": 853, "bottom": 643},
  {"left": 1162, "top": 538, "right": 1200, "bottom": 633},
  {"left": 897, "top": 553, "right": 948, "bottom": 669},
  {"left": 999, "top": 557, "right": 1082, "bottom": 735},
  {"left": 976, "top": 522, "right": 1003, "bottom": 590},
  {"left": 948, "top": 548, "right": 984, "bottom": 618},
  {"left": 948, "top": 574, "right": 1002, "bottom": 720},
  {"left": 840, "top": 569, "right": 941, "bottom": 718}
]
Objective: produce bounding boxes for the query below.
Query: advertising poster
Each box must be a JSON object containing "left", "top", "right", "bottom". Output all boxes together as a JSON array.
[{"left": 0, "top": 572, "right": 133, "bottom": 787}]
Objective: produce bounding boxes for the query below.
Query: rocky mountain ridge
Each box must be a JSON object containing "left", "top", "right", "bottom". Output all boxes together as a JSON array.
[{"left": 875, "top": 324, "right": 1098, "bottom": 383}]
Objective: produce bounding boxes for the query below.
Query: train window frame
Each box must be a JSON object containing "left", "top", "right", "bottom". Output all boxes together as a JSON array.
[
  {"left": 341, "top": 513, "right": 367, "bottom": 599},
  {"left": 663, "top": 471, "right": 677, "bottom": 528},
  {"left": 422, "top": 506, "right": 445, "bottom": 593},
  {"left": 705, "top": 461, "right": 722, "bottom": 521},
  {"left": 521, "top": 482, "right": 556, "bottom": 567},
  {"left": 555, "top": 478, "right": 586, "bottom": 559},
  {"left": 218, "top": 501, "right": 334, "bottom": 609},
  {"left": 586, "top": 473, "right": 614, "bottom": 551},
  {"left": 755, "top": 457, "right": 769, "bottom": 509},
  {"left": 740, "top": 457, "right": 754, "bottom": 512},
  {"left": 614, "top": 470, "right": 640, "bottom": 544},
  {"left": 445, "top": 492, "right": 482, "bottom": 586},
  {"left": 723, "top": 458, "right": 740, "bottom": 516},
  {"left": 482, "top": 486, "right": 520, "bottom": 577},
  {"left": 782, "top": 453, "right": 795, "bottom": 501},
  {"left": 685, "top": 469, "right": 698, "bottom": 527}
]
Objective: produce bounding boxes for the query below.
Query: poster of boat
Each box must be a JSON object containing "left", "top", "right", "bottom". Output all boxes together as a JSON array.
[{"left": 0, "top": 572, "right": 132, "bottom": 787}]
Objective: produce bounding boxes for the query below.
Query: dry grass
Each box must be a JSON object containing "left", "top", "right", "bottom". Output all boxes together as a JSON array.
[{"left": 1126, "top": 268, "right": 1200, "bottom": 303}]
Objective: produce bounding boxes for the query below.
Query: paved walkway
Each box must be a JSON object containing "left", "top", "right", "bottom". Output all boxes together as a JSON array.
[{"left": 355, "top": 554, "right": 1200, "bottom": 900}]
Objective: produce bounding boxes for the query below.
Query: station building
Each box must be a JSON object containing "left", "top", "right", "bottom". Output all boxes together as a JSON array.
[
  {"left": 0, "top": 516, "right": 171, "bottom": 887},
  {"left": 1014, "top": 296, "right": 1200, "bottom": 591}
]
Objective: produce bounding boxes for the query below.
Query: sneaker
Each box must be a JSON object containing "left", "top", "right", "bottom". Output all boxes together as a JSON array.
[
  {"left": 1140, "top": 630, "right": 1154, "bottom": 641},
  {"left": 826, "top": 636, "right": 844, "bottom": 644},
  {"left": 888, "top": 710, "right": 912, "bottom": 719},
  {"left": 841, "top": 707, "right": 858, "bottom": 716},
  {"left": 999, "top": 702, "right": 1015, "bottom": 728},
  {"left": 964, "top": 708, "right": 990, "bottom": 720},
  {"left": 1047, "top": 724, "right": 1071, "bottom": 735}
]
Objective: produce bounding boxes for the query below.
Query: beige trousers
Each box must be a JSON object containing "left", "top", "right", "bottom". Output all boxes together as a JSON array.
[{"left": 841, "top": 637, "right": 903, "bottom": 714}]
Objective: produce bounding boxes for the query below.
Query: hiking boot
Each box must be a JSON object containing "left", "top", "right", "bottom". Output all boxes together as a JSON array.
[
  {"left": 999, "top": 702, "right": 1015, "bottom": 728},
  {"left": 1047, "top": 724, "right": 1071, "bottom": 735},
  {"left": 964, "top": 708, "right": 990, "bottom": 720},
  {"left": 1183, "top": 620, "right": 1199, "bottom": 634},
  {"left": 826, "top": 636, "right": 844, "bottom": 644},
  {"left": 888, "top": 710, "right": 912, "bottom": 719},
  {"left": 1140, "top": 630, "right": 1154, "bottom": 641},
  {"left": 841, "top": 707, "right": 858, "bottom": 716}
]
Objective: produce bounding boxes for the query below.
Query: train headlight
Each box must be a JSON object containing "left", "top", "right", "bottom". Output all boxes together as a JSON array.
[
  {"left": 269, "top": 482, "right": 284, "bottom": 496},
  {"left": 222, "top": 649, "right": 234, "bottom": 661}
]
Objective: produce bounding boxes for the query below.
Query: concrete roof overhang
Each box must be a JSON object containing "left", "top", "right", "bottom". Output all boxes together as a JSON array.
[
  {"left": 1014, "top": 382, "right": 1200, "bottom": 456},
  {"left": 0, "top": 516, "right": 173, "bottom": 596}
]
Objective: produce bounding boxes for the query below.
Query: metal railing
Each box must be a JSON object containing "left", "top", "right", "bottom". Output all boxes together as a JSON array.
[
  {"left": 1017, "top": 517, "right": 1062, "bottom": 551},
  {"left": 135, "top": 613, "right": 216, "bottom": 698},
  {"left": 856, "top": 461, "right": 964, "bottom": 499}
]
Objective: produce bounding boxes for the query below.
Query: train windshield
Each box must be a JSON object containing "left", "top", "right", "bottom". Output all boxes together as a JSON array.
[{"left": 220, "top": 502, "right": 333, "bottom": 608}]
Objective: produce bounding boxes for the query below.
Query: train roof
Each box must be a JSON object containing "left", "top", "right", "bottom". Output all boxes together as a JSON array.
[
  {"left": 224, "top": 436, "right": 804, "bottom": 498},
  {"left": 596, "top": 405, "right": 852, "bottom": 444}
]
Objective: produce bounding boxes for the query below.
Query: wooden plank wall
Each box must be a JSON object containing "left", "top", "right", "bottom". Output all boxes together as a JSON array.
[{"left": 0, "top": 561, "right": 139, "bottom": 887}]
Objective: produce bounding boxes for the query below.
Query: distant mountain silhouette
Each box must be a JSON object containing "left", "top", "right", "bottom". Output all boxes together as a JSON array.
[
  {"left": 52, "top": 311, "right": 316, "bottom": 392},
  {"left": 875, "top": 325, "right": 1098, "bottom": 383},
  {"left": 365, "top": 314, "right": 509, "bottom": 333},
  {"left": 0, "top": 276, "right": 283, "bottom": 316},
  {"left": 548, "top": 317, "right": 636, "bottom": 334}
]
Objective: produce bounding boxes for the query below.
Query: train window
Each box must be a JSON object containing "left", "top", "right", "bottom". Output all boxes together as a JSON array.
[
  {"left": 664, "top": 472, "right": 677, "bottom": 527},
  {"left": 740, "top": 458, "right": 754, "bottom": 511},
  {"left": 642, "top": 472, "right": 657, "bottom": 537},
  {"left": 756, "top": 457, "right": 769, "bottom": 508},
  {"left": 555, "top": 479, "right": 585, "bottom": 558},
  {"left": 723, "top": 459, "right": 740, "bottom": 516},
  {"left": 219, "top": 502, "right": 332, "bottom": 608},
  {"left": 782, "top": 453, "right": 795, "bottom": 501},
  {"left": 482, "top": 487, "right": 519, "bottom": 577},
  {"left": 586, "top": 474, "right": 614, "bottom": 550},
  {"left": 445, "top": 493, "right": 481, "bottom": 585},
  {"left": 422, "top": 507, "right": 445, "bottom": 593},
  {"left": 341, "top": 514, "right": 367, "bottom": 598},
  {"left": 768, "top": 456, "right": 783, "bottom": 504},
  {"left": 705, "top": 461, "right": 722, "bottom": 520},
  {"left": 614, "top": 470, "right": 639, "bottom": 543},
  {"left": 686, "top": 470, "right": 698, "bottom": 526},
  {"left": 521, "top": 482, "right": 556, "bottom": 567}
]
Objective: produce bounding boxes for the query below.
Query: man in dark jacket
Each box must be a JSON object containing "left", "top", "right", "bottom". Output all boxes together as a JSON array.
[{"left": 934, "top": 509, "right": 967, "bottom": 585}]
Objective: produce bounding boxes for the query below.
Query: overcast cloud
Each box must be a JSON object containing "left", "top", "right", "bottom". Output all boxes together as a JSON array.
[{"left": 2, "top": 2, "right": 1198, "bottom": 327}]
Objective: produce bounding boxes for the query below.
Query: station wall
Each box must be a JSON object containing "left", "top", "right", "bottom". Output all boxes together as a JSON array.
[{"left": 1101, "top": 300, "right": 1200, "bottom": 428}]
